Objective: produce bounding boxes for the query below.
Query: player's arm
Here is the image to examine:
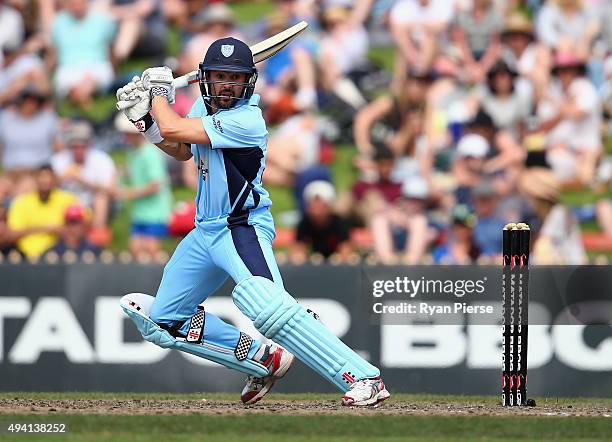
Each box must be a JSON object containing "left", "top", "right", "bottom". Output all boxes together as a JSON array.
[
  {"left": 151, "top": 95, "right": 211, "bottom": 145},
  {"left": 146, "top": 67, "right": 267, "bottom": 152},
  {"left": 143, "top": 66, "right": 213, "bottom": 154},
  {"left": 155, "top": 138, "right": 193, "bottom": 161}
]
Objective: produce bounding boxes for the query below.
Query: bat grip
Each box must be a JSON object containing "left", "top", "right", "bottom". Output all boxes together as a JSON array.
[
  {"left": 173, "top": 75, "right": 190, "bottom": 89},
  {"left": 174, "top": 71, "right": 199, "bottom": 88}
]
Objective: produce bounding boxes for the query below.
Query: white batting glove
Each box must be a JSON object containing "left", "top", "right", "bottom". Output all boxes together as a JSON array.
[
  {"left": 116, "top": 76, "right": 152, "bottom": 122},
  {"left": 116, "top": 76, "right": 141, "bottom": 103},
  {"left": 142, "top": 66, "right": 175, "bottom": 103},
  {"left": 116, "top": 76, "right": 162, "bottom": 144}
]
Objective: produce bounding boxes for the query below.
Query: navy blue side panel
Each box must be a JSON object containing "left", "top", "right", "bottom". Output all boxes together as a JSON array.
[
  {"left": 222, "top": 148, "right": 263, "bottom": 210},
  {"left": 234, "top": 182, "right": 254, "bottom": 212},
  {"left": 222, "top": 148, "right": 263, "bottom": 181},
  {"left": 230, "top": 224, "right": 274, "bottom": 281},
  {"left": 227, "top": 211, "right": 250, "bottom": 228},
  {"left": 222, "top": 153, "right": 246, "bottom": 208}
]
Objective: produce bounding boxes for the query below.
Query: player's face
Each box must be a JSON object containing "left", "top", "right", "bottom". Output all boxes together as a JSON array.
[{"left": 208, "top": 70, "right": 249, "bottom": 109}]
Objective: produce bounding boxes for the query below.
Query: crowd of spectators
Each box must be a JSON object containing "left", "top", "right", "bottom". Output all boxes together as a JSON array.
[{"left": 0, "top": 0, "right": 611, "bottom": 265}]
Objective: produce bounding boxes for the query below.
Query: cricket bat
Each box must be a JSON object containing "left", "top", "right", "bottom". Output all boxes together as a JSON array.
[{"left": 117, "top": 21, "right": 308, "bottom": 110}]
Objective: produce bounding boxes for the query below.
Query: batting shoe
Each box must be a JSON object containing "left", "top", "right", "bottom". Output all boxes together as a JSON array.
[
  {"left": 342, "top": 377, "right": 390, "bottom": 406},
  {"left": 241, "top": 344, "right": 295, "bottom": 405}
]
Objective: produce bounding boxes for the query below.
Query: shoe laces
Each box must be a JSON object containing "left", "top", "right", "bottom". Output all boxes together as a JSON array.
[
  {"left": 348, "top": 379, "right": 373, "bottom": 393},
  {"left": 245, "top": 375, "right": 265, "bottom": 389}
]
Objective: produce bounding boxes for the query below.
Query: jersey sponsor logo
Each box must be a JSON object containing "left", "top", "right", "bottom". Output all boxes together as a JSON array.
[
  {"left": 212, "top": 115, "right": 223, "bottom": 133},
  {"left": 199, "top": 159, "right": 209, "bottom": 181},
  {"left": 221, "top": 44, "right": 234, "bottom": 57}
]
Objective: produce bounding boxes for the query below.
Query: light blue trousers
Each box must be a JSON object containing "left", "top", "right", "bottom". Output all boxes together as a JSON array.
[{"left": 149, "top": 209, "right": 282, "bottom": 360}]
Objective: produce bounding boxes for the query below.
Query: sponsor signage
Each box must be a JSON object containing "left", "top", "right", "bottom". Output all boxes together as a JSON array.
[{"left": 0, "top": 264, "right": 610, "bottom": 396}]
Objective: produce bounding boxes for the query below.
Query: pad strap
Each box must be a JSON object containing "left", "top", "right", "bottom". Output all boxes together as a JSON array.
[
  {"left": 186, "top": 306, "right": 205, "bottom": 344},
  {"left": 235, "top": 332, "right": 254, "bottom": 361}
]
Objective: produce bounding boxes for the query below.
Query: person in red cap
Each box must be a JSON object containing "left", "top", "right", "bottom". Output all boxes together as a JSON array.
[{"left": 46, "top": 203, "right": 100, "bottom": 257}]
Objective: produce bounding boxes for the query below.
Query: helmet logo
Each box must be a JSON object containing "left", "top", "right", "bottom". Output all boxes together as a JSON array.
[{"left": 221, "top": 45, "right": 234, "bottom": 57}]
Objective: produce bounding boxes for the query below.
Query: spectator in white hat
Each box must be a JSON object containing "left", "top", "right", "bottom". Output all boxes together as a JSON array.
[
  {"left": 452, "top": 108, "right": 523, "bottom": 206},
  {"left": 371, "top": 175, "right": 432, "bottom": 264},
  {"left": 452, "top": 133, "right": 490, "bottom": 198},
  {"left": 291, "top": 180, "right": 352, "bottom": 262}
]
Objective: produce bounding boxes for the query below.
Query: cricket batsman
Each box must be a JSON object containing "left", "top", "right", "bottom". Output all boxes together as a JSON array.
[{"left": 116, "top": 37, "right": 390, "bottom": 406}]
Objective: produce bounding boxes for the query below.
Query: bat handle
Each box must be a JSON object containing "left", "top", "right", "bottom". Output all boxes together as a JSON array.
[{"left": 174, "top": 71, "right": 199, "bottom": 88}]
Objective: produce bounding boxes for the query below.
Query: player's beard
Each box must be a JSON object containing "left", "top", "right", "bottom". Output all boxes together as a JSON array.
[{"left": 214, "top": 87, "right": 237, "bottom": 109}]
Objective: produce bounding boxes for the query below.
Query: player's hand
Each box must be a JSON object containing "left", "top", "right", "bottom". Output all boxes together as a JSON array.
[
  {"left": 116, "top": 76, "right": 140, "bottom": 106},
  {"left": 116, "top": 76, "right": 152, "bottom": 123},
  {"left": 142, "top": 66, "right": 175, "bottom": 103}
]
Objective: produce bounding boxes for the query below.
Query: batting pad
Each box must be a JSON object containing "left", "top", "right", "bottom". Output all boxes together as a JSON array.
[
  {"left": 120, "top": 293, "right": 269, "bottom": 377},
  {"left": 232, "top": 277, "right": 380, "bottom": 391}
]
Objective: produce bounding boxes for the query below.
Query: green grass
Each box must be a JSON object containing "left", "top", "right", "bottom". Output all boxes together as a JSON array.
[
  {"left": 368, "top": 46, "right": 396, "bottom": 72},
  {"left": 0, "top": 393, "right": 610, "bottom": 442},
  {"left": 331, "top": 145, "right": 359, "bottom": 192},
  {"left": 231, "top": 0, "right": 276, "bottom": 24},
  {"left": 1, "top": 414, "right": 610, "bottom": 442}
]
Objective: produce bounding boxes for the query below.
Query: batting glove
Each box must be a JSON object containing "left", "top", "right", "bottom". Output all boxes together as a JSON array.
[
  {"left": 142, "top": 66, "right": 175, "bottom": 103},
  {"left": 116, "top": 76, "right": 162, "bottom": 144},
  {"left": 116, "top": 76, "right": 151, "bottom": 121}
]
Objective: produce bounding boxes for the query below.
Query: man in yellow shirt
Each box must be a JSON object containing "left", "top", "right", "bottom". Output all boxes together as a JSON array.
[{"left": 7, "top": 165, "right": 77, "bottom": 257}]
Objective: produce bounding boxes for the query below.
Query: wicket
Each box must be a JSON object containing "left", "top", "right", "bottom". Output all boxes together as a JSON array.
[{"left": 501, "top": 223, "right": 531, "bottom": 407}]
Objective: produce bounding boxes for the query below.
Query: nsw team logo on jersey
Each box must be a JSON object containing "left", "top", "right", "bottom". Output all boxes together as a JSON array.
[{"left": 221, "top": 45, "right": 234, "bottom": 57}]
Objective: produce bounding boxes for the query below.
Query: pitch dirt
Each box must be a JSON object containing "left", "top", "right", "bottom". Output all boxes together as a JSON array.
[{"left": 0, "top": 395, "right": 610, "bottom": 417}]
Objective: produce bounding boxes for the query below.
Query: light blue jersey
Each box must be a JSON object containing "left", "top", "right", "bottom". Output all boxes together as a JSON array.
[{"left": 187, "top": 94, "right": 272, "bottom": 224}]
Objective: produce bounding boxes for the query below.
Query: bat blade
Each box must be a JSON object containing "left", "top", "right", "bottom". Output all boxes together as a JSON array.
[
  {"left": 175, "top": 21, "right": 307, "bottom": 87},
  {"left": 251, "top": 20, "right": 309, "bottom": 63},
  {"left": 116, "top": 21, "right": 309, "bottom": 110}
]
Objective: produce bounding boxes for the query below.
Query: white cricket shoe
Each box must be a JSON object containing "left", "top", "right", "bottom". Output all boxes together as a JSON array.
[
  {"left": 341, "top": 377, "right": 390, "bottom": 406},
  {"left": 241, "top": 344, "right": 295, "bottom": 405}
]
